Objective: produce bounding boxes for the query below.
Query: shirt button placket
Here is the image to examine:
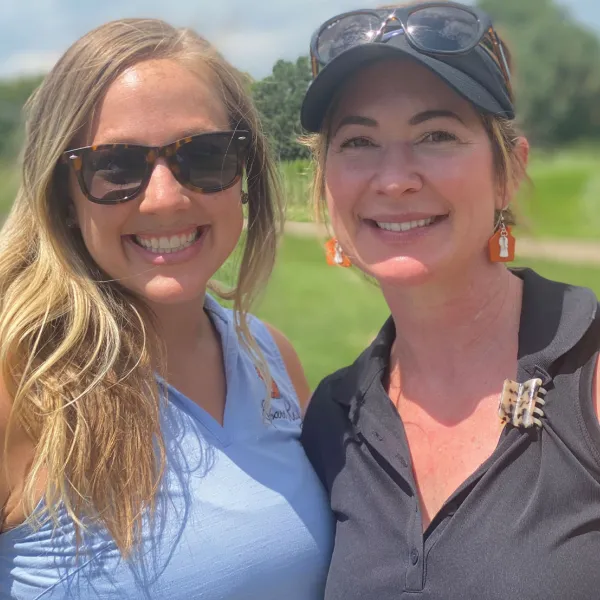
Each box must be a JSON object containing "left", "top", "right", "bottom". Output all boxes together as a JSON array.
[
  {"left": 410, "top": 548, "right": 419, "bottom": 565},
  {"left": 405, "top": 542, "right": 424, "bottom": 591}
]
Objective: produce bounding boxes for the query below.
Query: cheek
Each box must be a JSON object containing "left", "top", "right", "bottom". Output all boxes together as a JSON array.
[
  {"left": 324, "top": 153, "right": 366, "bottom": 222},
  {"left": 74, "top": 200, "right": 133, "bottom": 266},
  {"left": 428, "top": 151, "right": 497, "bottom": 223}
]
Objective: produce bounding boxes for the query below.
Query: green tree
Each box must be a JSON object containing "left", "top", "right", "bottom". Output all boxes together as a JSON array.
[
  {"left": 479, "top": 0, "right": 600, "bottom": 145},
  {"left": 0, "top": 75, "right": 43, "bottom": 159},
  {"left": 251, "top": 56, "right": 312, "bottom": 161}
]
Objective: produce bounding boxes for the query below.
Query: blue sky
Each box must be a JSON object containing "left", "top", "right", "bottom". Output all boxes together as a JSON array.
[{"left": 1, "top": 0, "right": 599, "bottom": 80}]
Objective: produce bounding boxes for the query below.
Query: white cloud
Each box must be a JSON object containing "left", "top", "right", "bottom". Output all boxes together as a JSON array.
[
  {"left": 0, "top": 0, "right": 598, "bottom": 80},
  {"left": 0, "top": 50, "right": 62, "bottom": 78}
]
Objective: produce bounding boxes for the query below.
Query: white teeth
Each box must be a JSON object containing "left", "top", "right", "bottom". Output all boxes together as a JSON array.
[
  {"left": 376, "top": 217, "right": 435, "bottom": 232},
  {"left": 134, "top": 229, "right": 200, "bottom": 253}
]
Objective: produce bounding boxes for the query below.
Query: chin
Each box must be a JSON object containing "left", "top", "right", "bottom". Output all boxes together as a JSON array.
[
  {"left": 136, "top": 277, "right": 208, "bottom": 307},
  {"left": 357, "top": 255, "right": 442, "bottom": 288}
]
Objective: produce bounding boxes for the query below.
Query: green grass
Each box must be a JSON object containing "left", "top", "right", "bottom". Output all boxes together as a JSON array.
[
  {"left": 252, "top": 235, "right": 600, "bottom": 388},
  {"left": 518, "top": 150, "right": 600, "bottom": 240},
  {"left": 253, "top": 235, "right": 389, "bottom": 387},
  {"left": 279, "top": 159, "right": 315, "bottom": 223}
]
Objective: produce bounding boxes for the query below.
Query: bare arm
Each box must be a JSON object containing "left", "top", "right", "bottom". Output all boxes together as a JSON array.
[
  {"left": 0, "top": 375, "right": 12, "bottom": 527},
  {"left": 265, "top": 324, "right": 311, "bottom": 414},
  {"left": 595, "top": 355, "right": 600, "bottom": 423},
  {"left": 0, "top": 377, "right": 39, "bottom": 532}
]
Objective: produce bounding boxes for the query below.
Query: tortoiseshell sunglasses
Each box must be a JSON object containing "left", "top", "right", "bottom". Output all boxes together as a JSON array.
[
  {"left": 62, "top": 130, "right": 250, "bottom": 204},
  {"left": 310, "top": 2, "right": 512, "bottom": 97}
]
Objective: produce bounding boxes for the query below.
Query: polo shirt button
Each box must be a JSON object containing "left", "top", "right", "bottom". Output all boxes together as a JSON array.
[{"left": 410, "top": 548, "right": 419, "bottom": 565}]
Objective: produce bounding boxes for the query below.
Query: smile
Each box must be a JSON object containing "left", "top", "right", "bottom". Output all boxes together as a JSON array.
[
  {"left": 375, "top": 217, "right": 436, "bottom": 232},
  {"left": 131, "top": 227, "right": 205, "bottom": 254}
]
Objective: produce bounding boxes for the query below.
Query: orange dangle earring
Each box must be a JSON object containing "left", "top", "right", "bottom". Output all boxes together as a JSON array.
[
  {"left": 488, "top": 210, "right": 516, "bottom": 263},
  {"left": 325, "top": 238, "right": 351, "bottom": 267}
]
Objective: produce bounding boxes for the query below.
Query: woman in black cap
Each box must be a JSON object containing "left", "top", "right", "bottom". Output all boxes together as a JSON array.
[{"left": 300, "top": 3, "right": 600, "bottom": 599}]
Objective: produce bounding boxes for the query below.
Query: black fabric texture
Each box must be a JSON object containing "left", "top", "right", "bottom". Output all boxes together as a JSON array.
[{"left": 301, "top": 268, "right": 600, "bottom": 600}]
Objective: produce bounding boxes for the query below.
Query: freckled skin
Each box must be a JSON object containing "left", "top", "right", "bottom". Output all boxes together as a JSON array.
[
  {"left": 325, "top": 58, "right": 503, "bottom": 287},
  {"left": 69, "top": 59, "right": 244, "bottom": 310}
]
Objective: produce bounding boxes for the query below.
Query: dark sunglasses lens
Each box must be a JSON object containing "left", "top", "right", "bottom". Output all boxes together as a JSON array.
[
  {"left": 407, "top": 7, "right": 480, "bottom": 52},
  {"left": 317, "top": 13, "right": 382, "bottom": 63},
  {"left": 176, "top": 134, "right": 242, "bottom": 192},
  {"left": 82, "top": 147, "right": 148, "bottom": 202}
]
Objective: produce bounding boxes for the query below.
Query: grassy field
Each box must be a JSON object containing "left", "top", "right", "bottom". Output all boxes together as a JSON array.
[
  {"left": 252, "top": 235, "right": 600, "bottom": 388},
  {"left": 280, "top": 149, "right": 600, "bottom": 240}
]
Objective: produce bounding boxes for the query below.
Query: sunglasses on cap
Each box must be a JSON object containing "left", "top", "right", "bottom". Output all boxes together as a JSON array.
[
  {"left": 62, "top": 130, "right": 250, "bottom": 205},
  {"left": 310, "top": 1, "right": 512, "bottom": 97}
]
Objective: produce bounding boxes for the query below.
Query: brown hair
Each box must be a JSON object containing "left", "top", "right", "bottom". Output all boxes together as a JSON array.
[{"left": 0, "top": 18, "right": 282, "bottom": 556}]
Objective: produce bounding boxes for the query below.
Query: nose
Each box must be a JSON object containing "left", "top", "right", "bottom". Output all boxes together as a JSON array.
[
  {"left": 138, "top": 158, "right": 190, "bottom": 215},
  {"left": 372, "top": 143, "right": 423, "bottom": 199}
]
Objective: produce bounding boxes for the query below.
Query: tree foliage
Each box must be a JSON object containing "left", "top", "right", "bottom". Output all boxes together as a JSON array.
[
  {"left": 0, "top": 75, "right": 42, "bottom": 159},
  {"left": 251, "top": 56, "right": 312, "bottom": 161},
  {"left": 478, "top": 0, "right": 600, "bottom": 145}
]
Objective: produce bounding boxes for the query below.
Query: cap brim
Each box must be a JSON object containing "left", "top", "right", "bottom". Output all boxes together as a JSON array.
[{"left": 301, "top": 34, "right": 513, "bottom": 133}]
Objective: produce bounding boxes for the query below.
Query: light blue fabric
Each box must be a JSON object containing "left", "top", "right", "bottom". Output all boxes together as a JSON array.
[{"left": 0, "top": 295, "right": 334, "bottom": 599}]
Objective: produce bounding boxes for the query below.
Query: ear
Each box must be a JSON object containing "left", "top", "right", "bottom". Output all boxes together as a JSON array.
[{"left": 514, "top": 136, "right": 530, "bottom": 171}]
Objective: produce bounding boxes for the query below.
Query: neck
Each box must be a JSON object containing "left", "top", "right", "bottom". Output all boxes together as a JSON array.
[
  {"left": 383, "top": 261, "right": 522, "bottom": 379},
  {"left": 147, "top": 293, "right": 214, "bottom": 364}
]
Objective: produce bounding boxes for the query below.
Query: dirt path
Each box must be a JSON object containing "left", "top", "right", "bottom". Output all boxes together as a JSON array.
[{"left": 284, "top": 221, "right": 600, "bottom": 266}]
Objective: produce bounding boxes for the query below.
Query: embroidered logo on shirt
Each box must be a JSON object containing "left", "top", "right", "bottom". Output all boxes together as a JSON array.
[{"left": 262, "top": 397, "right": 301, "bottom": 424}]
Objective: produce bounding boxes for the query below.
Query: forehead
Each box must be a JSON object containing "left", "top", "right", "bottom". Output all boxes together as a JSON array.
[
  {"left": 331, "top": 58, "right": 477, "bottom": 124},
  {"left": 88, "top": 58, "right": 230, "bottom": 146}
]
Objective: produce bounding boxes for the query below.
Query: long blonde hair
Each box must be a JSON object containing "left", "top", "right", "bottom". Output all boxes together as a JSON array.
[{"left": 0, "top": 19, "right": 282, "bottom": 556}]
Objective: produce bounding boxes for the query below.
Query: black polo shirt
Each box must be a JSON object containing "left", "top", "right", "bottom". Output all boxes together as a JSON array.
[{"left": 301, "top": 268, "right": 600, "bottom": 600}]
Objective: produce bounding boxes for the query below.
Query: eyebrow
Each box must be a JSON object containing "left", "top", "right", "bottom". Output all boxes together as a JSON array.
[
  {"left": 333, "top": 109, "right": 465, "bottom": 137},
  {"left": 409, "top": 110, "right": 465, "bottom": 126},
  {"left": 333, "top": 115, "right": 378, "bottom": 136}
]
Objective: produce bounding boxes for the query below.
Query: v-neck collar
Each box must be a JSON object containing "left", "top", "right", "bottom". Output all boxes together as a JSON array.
[{"left": 160, "top": 294, "right": 238, "bottom": 447}]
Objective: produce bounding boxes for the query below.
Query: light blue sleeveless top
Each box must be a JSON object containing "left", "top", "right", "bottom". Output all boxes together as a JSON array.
[{"left": 0, "top": 295, "right": 334, "bottom": 599}]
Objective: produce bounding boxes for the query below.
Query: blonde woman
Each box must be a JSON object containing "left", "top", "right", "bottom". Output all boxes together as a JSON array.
[
  {"left": 0, "top": 19, "right": 332, "bottom": 599},
  {"left": 299, "top": 2, "right": 600, "bottom": 599}
]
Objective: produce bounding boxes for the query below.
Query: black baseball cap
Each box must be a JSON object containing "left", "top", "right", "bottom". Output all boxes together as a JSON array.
[{"left": 301, "top": 31, "right": 515, "bottom": 133}]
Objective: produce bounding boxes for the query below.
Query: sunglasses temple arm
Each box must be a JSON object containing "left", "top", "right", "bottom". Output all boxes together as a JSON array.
[
  {"left": 310, "top": 52, "right": 320, "bottom": 78},
  {"left": 488, "top": 28, "right": 513, "bottom": 97}
]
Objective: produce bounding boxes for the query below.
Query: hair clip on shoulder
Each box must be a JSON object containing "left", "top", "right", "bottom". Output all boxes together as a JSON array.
[{"left": 498, "top": 378, "right": 547, "bottom": 429}]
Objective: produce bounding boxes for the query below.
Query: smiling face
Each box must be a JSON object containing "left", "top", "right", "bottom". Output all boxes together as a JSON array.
[
  {"left": 325, "top": 58, "right": 505, "bottom": 286},
  {"left": 68, "top": 58, "right": 244, "bottom": 308}
]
